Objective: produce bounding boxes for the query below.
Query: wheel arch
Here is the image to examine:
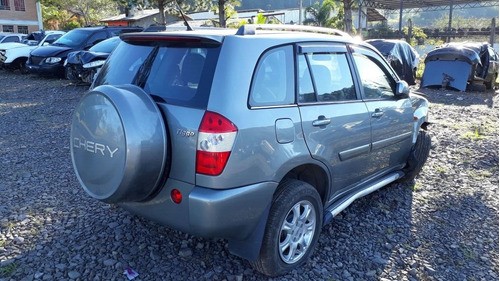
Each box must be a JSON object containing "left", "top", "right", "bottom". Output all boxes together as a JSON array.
[{"left": 280, "top": 163, "right": 330, "bottom": 205}]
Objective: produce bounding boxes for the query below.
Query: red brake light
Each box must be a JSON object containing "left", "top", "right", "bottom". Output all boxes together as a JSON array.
[{"left": 196, "top": 111, "right": 237, "bottom": 176}]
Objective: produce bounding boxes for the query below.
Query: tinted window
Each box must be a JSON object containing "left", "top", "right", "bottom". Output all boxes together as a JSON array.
[
  {"left": 298, "top": 54, "right": 315, "bottom": 102},
  {"left": 307, "top": 53, "right": 356, "bottom": 102},
  {"left": 87, "top": 31, "right": 108, "bottom": 47},
  {"left": 89, "top": 37, "right": 120, "bottom": 53},
  {"left": 353, "top": 53, "right": 394, "bottom": 100},
  {"left": 4, "top": 36, "right": 19, "bottom": 43},
  {"left": 94, "top": 41, "right": 221, "bottom": 109},
  {"left": 249, "top": 45, "right": 294, "bottom": 107},
  {"left": 53, "top": 29, "right": 92, "bottom": 48},
  {"left": 45, "top": 34, "right": 62, "bottom": 44},
  {"left": 93, "top": 42, "right": 152, "bottom": 86}
]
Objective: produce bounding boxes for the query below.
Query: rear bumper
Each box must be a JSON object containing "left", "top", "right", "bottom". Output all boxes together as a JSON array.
[{"left": 119, "top": 179, "right": 277, "bottom": 240}]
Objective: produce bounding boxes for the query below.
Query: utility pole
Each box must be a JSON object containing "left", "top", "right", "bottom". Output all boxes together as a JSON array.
[{"left": 299, "top": 0, "right": 302, "bottom": 25}]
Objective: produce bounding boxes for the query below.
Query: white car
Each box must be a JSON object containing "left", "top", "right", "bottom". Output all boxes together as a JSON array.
[
  {"left": 0, "top": 32, "right": 26, "bottom": 44},
  {"left": 0, "top": 31, "right": 65, "bottom": 73}
]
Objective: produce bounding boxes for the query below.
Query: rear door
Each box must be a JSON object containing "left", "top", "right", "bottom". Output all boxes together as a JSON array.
[
  {"left": 350, "top": 45, "right": 413, "bottom": 174},
  {"left": 297, "top": 43, "right": 372, "bottom": 197}
]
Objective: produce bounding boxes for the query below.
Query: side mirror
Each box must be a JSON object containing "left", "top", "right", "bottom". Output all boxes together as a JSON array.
[{"left": 396, "top": 80, "right": 410, "bottom": 98}]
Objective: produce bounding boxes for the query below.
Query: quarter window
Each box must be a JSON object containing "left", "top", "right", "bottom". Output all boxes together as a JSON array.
[
  {"left": 353, "top": 53, "right": 395, "bottom": 100},
  {"left": 249, "top": 45, "right": 294, "bottom": 107}
]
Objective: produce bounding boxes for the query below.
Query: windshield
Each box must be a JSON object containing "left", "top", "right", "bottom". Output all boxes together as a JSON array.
[
  {"left": 89, "top": 37, "right": 120, "bottom": 53},
  {"left": 93, "top": 40, "right": 221, "bottom": 109},
  {"left": 0, "top": 36, "right": 4, "bottom": 41},
  {"left": 52, "top": 29, "right": 92, "bottom": 48}
]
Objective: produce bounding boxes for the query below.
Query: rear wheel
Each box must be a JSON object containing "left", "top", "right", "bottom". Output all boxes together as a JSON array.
[{"left": 250, "top": 179, "right": 322, "bottom": 277}]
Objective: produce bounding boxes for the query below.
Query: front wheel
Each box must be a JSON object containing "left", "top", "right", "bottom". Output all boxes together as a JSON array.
[
  {"left": 250, "top": 179, "right": 322, "bottom": 276},
  {"left": 401, "top": 130, "right": 431, "bottom": 182}
]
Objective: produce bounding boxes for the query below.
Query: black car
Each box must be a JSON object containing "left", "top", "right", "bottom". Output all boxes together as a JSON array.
[
  {"left": 366, "top": 39, "right": 420, "bottom": 85},
  {"left": 26, "top": 26, "right": 142, "bottom": 77},
  {"left": 65, "top": 36, "right": 121, "bottom": 84}
]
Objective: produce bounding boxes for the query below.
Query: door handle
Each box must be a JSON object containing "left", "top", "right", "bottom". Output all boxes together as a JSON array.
[
  {"left": 371, "top": 109, "right": 384, "bottom": 118},
  {"left": 312, "top": 116, "right": 331, "bottom": 127}
]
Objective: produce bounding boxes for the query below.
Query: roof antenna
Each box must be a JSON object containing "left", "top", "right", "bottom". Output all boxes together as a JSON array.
[{"left": 174, "top": 0, "right": 193, "bottom": 31}]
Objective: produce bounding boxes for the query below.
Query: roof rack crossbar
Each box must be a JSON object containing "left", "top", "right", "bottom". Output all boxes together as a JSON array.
[{"left": 236, "top": 24, "right": 351, "bottom": 38}]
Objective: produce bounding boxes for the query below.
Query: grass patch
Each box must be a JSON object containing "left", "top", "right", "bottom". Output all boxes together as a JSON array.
[
  {"left": 468, "top": 169, "right": 495, "bottom": 180},
  {"left": 435, "top": 166, "right": 448, "bottom": 174},
  {"left": 411, "top": 181, "right": 422, "bottom": 191},
  {"left": 0, "top": 262, "right": 17, "bottom": 278},
  {"left": 462, "top": 128, "right": 487, "bottom": 141}
]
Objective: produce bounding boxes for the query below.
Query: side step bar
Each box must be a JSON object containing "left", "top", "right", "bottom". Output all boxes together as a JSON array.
[{"left": 323, "top": 171, "right": 404, "bottom": 225}]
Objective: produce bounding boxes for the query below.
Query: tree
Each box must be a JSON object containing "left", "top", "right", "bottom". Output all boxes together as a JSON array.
[
  {"left": 40, "top": 0, "right": 118, "bottom": 27},
  {"left": 303, "top": 0, "right": 342, "bottom": 28},
  {"left": 211, "top": 0, "right": 240, "bottom": 28},
  {"left": 341, "top": 0, "right": 354, "bottom": 33}
]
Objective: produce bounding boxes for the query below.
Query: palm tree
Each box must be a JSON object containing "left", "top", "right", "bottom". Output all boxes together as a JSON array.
[{"left": 303, "top": 0, "right": 342, "bottom": 28}]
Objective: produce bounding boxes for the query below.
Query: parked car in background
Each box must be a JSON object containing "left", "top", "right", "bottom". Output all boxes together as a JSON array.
[
  {"left": 65, "top": 36, "right": 121, "bottom": 84},
  {"left": 422, "top": 42, "right": 498, "bottom": 91},
  {"left": 366, "top": 39, "right": 419, "bottom": 85},
  {"left": 70, "top": 24, "right": 431, "bottom": 276},
  {"left": 0, "top": 31, "right": 65, "bottom": 73},
  {"left": 26, "top": 26, "right": 142, "bottom": 77},
  {"left": 0, "top": 32, "right": 26, "bottom": 44},
  {"left": 21, "top": 30, "right": 49, "bottom": 46}
]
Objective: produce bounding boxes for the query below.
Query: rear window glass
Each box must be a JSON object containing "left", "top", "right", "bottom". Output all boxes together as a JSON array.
[{"left": 93, "top": 40, "right": 220, "bottom": 109}]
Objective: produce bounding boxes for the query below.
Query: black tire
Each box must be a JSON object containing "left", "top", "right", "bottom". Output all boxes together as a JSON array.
[
  {"left": 467, "top": 82, "right": 486, "bottom": 92},
  {"left": 402, "top": 130, "right": 431, "bottom": 181},
  {"left": 486, "top": 74, "right": 497, "bottom": 90},
  {"left": 17, "top": 58, "right": 28, "bottom": 74},
  {"left": 250, "top": 179, "right": 322, "bottom": 277}
]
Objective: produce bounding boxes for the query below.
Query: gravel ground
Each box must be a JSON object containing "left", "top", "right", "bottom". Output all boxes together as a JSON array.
[{"left": 0, "top": 70, "right": 498, "bottom": 281}]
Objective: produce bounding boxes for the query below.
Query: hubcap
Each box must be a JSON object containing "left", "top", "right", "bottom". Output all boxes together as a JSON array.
[{"left": 279, "top": 200, "right": 316, "bottom": 264}]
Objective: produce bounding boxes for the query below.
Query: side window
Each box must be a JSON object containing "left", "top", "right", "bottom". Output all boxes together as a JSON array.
[
  {"left": 307, "top": 53, "right": 356, "bottom": 102},
  {"left": 87, "top": 31, "right": 107, "bottom": 46},
  {"left": 4, "top": 36, "right": 19, "bottom": 43},
  {"left": 45, "top": 34, "right": 60, "bottom": 44},
  {"left": 249, "top": 45, "right": 294, "bottom": 107},
  {"left": 297, "top": 54, "right": 315, "bottom": 102},
  {"left": 353, "top": 53, "right": 395, "bottom": 100}
]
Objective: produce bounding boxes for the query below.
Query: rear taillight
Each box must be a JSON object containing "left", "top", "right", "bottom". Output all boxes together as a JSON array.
[{"left": 196, "top": 111, "right": 237, "bottom": 176}]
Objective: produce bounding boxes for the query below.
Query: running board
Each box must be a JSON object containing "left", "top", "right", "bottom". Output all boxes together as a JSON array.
[{"left": 323, "top": 171, "right": 404, "bottom": 225}]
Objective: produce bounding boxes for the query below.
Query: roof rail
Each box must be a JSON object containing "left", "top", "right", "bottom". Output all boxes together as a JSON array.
[{"left": 235, "top": 24, "right": 351, "bottom": 38}]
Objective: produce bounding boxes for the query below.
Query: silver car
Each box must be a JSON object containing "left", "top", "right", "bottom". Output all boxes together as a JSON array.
[{"left": 70, "top": 24, "right": 431, "bottom": 276}]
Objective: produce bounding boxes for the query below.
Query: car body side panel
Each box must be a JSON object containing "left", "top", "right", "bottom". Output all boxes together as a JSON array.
[
  {"left": 364, "top": 99, "right": 413, "bottom": 171},
  {"left": 299, "top": 102, "right": 372, "bottom": 195}
]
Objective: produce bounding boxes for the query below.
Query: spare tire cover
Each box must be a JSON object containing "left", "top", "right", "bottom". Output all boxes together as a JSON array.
[{"left": 70, "top": 84, "right": 168, "bottom": 203}]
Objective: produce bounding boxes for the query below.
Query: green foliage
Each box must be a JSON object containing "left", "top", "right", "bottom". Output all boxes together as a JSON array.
[
  {"left": 303, "top": 0, "right": 343, "bottom": 28},
  {"left": 255, "top": 13, "right": 267, "bottom": 24},
  {"left": 0, "top": 262, "right": 17, "bottom": 278},
  {"left": 41, "top": 0, "right": 118, "bottom": 28}
]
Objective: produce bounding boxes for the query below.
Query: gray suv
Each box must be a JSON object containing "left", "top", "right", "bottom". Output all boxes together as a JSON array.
[{"left": 70, "top": 24, "right": 431, "bottom": 276}]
